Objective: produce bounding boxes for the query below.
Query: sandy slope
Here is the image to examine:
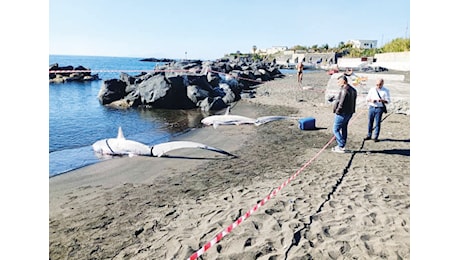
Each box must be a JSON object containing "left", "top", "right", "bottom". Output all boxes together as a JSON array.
[{"left": 49, "top": 71, "right": 410, "bottom": 259}]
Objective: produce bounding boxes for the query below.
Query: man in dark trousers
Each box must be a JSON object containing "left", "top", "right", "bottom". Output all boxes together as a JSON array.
[
  {"left": 364, "top": 78, "right": 391, "bottom": 142},
  {"left": 331, "top": 75, "right": 357, "bottom": 153}
]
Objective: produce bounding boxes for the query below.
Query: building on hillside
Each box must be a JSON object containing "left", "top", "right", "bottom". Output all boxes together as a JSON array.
[
  {"left": 347, "top": 39, "right": 378, "bottom": 49},
  {"left": 255, "top": 46, "right": 288, "bottom": 55},
  {"left": 274, "top": 51, "right": 337, "bottom": 69}
]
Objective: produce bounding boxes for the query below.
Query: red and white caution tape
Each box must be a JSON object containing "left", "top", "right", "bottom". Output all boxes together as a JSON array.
[
  {"left": 187, "top": 138, "right": 335, "bottom": 260},
  {"left": 187, "top": 110, "right": 365, "bottom": 260},
  {"left": 49, "top": 68, "right": 266, "bottom": 84}
]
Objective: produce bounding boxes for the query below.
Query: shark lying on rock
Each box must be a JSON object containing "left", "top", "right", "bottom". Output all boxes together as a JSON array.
[
  {"left": 92, "top": 127, "right": 236, "bottom": 157},
  {"left": 201, "top": 106, "right": 292, "bottom": 129}
]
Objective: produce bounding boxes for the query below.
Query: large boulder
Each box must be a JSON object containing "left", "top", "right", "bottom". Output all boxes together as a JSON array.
[
  {"left": 96, "top": 58, "right": 284, "bottom": 111},
  {"left": 187, "top": 85, "right": 210, "bottom": 104},
  {"left": 97, "top": 79, "right": 128, "bottom": 105}
]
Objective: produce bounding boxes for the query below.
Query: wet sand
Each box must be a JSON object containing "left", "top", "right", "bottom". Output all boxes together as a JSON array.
[{"left": 49, "top": 71, "right": 410, "bottom": 259}]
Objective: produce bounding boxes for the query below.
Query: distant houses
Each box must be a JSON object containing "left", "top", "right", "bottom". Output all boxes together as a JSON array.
[
  {"left": 253, "top": 46, "right": 289, "bottom": 55},
  {"left": 346, "top": 39, "right": 378, "bottom": 49},
  {"left": 253, "top": 39, "right": 378, "bottom": 69}
]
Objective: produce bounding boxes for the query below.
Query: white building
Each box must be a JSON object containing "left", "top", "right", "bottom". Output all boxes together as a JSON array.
[
  {"left": 347, "top": 40, "right": 378, "bottom": 49},
  {"left": 256, "top": 46, "right": 288, "bottom": 55}
]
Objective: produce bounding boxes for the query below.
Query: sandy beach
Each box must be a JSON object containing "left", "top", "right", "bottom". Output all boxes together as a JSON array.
[{"left": 49, "top": 71, "right": 410, "bottom": 259}]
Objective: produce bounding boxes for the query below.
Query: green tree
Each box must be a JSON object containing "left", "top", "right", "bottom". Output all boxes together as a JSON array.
[
  {"left": 291, "top": 45, "right": 308, "bottom": 51},
  {"left": 382, "top": 38, "right": 410, "bottom": 52}
]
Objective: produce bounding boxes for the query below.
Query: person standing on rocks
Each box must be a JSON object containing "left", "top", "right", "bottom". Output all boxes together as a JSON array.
[
  {"left": 296, "top": 62, "right": 304, "bottom": 84},
  {"left": 331, "top": 75, "right": 357, "bottom": 153},
  {"left": 364, "top": 78, "right": 391, "bottom": 142}
]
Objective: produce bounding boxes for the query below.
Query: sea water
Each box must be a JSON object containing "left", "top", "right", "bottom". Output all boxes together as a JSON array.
[
  {"left": 49, "top": 55, "right": 297, "bottom": 177},
  {"left": 49, "top": 55, "right": 203, "bottom": 177}
]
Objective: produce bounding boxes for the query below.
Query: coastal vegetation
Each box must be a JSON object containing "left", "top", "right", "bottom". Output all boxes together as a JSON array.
[
  {"left": 340, "top": 37, "right": 410, "bottom": 58},
  {"left": 226, "top": 37, "right": 410, "bottom": 61}
]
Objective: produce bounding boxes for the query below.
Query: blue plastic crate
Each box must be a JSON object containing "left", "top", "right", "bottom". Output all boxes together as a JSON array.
[{"left": 298, "top": 117, "right": 316, "bottom": 130}]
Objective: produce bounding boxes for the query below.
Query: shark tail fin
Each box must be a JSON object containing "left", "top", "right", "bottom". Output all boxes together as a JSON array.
[
  {"left": 117, "top": 126, "right": 125, "bottom": 139},
  {"left": 200, "top": 144, "right": 238, "bottom": 158}
]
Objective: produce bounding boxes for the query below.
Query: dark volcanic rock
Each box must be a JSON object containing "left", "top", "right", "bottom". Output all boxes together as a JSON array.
[
  {"left": 139, "top": 57, "right": 175, "bottom": 62},
  {"left": 96, "top": 58, "right": 284, "bottom": 111},
  {"left": 49, "top": 63, "right": 100, "bottom": 83},
  {"left": 97, "top": 79, "right": 128, "bottom": 105}
]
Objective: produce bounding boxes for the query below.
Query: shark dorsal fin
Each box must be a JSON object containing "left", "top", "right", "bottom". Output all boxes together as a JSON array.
[{"left": 117, "top": 126, "right": 125, "bottom": 139}]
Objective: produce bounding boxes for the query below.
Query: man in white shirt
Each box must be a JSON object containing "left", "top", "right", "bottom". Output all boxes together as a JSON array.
[{"left": 364, "top": 78, "right": 391, "bottom": 142}]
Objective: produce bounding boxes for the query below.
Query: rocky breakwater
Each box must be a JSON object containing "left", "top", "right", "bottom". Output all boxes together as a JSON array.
[
  {"left": 97, "top": 58, "right": 284, "bottom": 111},
  {"left": 49, "top": 63, "right": 100, "bottom": 83}
]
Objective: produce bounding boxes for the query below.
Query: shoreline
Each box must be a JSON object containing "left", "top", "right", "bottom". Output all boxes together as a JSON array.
[{"left": 50, "top": 71, "right": 410, "bottom": 259}]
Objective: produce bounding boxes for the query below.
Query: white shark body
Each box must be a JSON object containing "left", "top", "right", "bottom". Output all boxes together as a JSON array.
[
  {"left": 201, "top": 107, "right": 291, "bottom": 128},
  {"left": 92, "top": 127, "right": 235, "bottom": 157}
]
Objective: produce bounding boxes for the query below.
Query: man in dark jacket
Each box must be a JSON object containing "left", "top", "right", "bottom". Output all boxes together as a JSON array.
[{"left": 331, "top": 75, "right": 357, "bottom": 153}]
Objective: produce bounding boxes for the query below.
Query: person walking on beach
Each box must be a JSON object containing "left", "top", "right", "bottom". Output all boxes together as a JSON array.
[
  {"left": 331, "top": 75, "right": 357, "bottom": 153},
  {"left": 296, "top": 61, "right": 304, "bottom": 84},
  {"left": 364, "top": 78, "right": 391, "bottom": 142}
]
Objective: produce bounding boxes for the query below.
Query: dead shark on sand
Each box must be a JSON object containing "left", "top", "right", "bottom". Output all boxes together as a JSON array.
[
  {"left": 92, "top": 126, "right": 236, "bottom": 158},
  {"left": 201, "top": 106, "right": 293, "bottom": 129}
]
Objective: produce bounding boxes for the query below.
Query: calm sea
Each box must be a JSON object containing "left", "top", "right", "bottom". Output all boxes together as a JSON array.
[
  {"left": 49, "top": 55, "right": 296, "bottom": 177},
  {"left": 49, "top": 55, "right": 206, "bottom": 177}
]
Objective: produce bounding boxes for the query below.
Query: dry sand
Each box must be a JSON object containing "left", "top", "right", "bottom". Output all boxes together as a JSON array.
[{"left": 49, "top": 71, "right": 410, "bottom": 259}]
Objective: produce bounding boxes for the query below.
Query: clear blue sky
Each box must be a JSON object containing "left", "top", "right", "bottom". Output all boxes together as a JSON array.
[{"left": 49, "top": 0, "right": 410, "bottom": 60}]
